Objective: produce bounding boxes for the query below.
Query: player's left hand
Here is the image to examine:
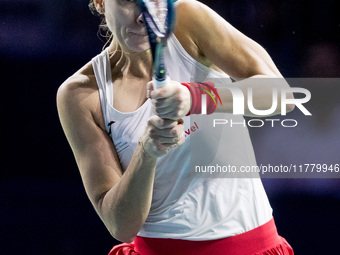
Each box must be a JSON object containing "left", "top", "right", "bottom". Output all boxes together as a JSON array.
[{"left": 147, "top": 80, "right": 191, "bottom": 120}]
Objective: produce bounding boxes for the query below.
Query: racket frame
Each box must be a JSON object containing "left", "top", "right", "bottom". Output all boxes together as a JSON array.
[{"left": 137, "top": 0, "right": 176, "bottom": 88}]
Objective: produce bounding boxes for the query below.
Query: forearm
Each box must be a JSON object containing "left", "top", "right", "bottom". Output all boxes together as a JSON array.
[
  {"left": 98, "top": 144, "right": 157, "bottom": 243},
  {"left": 216, "top": 75, "right": 294, "bottom": 117}
]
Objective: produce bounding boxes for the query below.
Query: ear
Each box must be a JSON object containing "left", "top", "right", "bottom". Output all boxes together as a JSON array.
[{"left": 93, "top": 0, "right": 105, "bottom": 14}]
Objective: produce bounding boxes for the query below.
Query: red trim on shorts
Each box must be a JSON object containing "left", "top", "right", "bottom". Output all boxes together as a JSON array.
[{"left": 108, "top": 218, "right": 294, "bottom": 255}]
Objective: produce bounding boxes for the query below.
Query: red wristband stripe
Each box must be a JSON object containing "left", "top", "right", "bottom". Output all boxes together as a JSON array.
[
  {"left": 181, "top": 82, "right": 222, "bottom": 115},
  {"left": 197, "top": 87, "right": 217, "bottom": 105},
  {"left": 197, "top": 82, "right": 223, "bottom": 106}
]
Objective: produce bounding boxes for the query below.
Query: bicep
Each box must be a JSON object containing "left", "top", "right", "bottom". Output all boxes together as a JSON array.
[
  {"left": 179, "top": 0, "right": 282, "bottom": 79},
  {"left": 73, "top": 120, "right": 123, "bottom": 210},
  {"left": 57, "top": 82, "right": 123, "bottom": 211}
]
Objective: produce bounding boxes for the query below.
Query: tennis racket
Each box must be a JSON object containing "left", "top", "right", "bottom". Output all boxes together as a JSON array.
[{"left": 137, "top": 0, "right": 176, "bottom": 89}]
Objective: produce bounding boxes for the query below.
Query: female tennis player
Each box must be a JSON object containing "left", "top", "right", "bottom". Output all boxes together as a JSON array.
[{"left": 57, "top": 0, "right": 294, "bottom": 254}]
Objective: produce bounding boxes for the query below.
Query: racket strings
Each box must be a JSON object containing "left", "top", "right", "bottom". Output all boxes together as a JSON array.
[{"left": 145, "top": 0, "right": 168, "bottom": 33}]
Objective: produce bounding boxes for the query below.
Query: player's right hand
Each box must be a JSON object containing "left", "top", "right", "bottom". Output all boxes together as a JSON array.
[
  {"left": 147, "top": 80, "right": 191, "bottom": 120},
  {"left": 139, "top": 115, "right": 185, "bottom": 158}
]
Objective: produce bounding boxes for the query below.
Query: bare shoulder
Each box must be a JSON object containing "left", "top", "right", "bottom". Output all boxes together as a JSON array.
[
  {"left": 175, "top": 0, "right": 281, "bottom": 78},
  {"left": 173, "top": 0, "right": 203, "bottom": 52},
  {"left": 174, "top": 0, "right": 223, "bottom": 70},
  {"left": 175, "top": 0, "right": 203, "bottom": 13},
  {"left": 174, "top": 0, "right": 214, "bottom": 37},
  {"left": 57, "top": 60, "right": 105, "bottom": 130},
  {"left": 57, "top": 61, "right": 97, "bottom": 107}
]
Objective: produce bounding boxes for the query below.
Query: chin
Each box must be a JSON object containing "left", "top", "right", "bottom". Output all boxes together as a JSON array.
[
  {"left": 127, "top": 45, "right": 150, "bottom": 53},
  {"left": 124, "top": 37, "right": 150, "bottom": 53}
]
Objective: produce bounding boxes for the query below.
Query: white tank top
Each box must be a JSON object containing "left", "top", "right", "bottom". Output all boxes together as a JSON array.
[{"left": 92, "top": 34, "right": 272, "bottom": 241}]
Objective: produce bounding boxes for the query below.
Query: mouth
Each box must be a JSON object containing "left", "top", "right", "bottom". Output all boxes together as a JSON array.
[
  {"left": 129, "top": 32, "right": 147, "bottom": 37},
  {"left": 127, "top": 28, "right": 147, "bottom": 37}
]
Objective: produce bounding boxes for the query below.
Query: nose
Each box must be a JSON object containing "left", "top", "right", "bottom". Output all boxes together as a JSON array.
[{"left": 137, "top": 12, "right": 144, "bottom": 24}]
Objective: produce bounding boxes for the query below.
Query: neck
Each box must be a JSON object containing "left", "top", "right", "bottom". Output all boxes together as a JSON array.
[{"left": 107, "top": 40, "right": 153, "bottom": 79}]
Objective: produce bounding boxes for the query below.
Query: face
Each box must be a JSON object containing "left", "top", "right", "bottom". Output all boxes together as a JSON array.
[{"left": 102, "top": 0, "right": 149, "bottom": 52}]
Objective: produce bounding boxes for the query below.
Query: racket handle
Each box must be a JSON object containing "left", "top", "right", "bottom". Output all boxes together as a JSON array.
[{"left": 153, "top": 75, "right": 170, "bottom": 89}]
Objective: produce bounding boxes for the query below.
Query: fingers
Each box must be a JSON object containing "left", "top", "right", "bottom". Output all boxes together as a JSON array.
[
  {"left": 140, "top": 116, "right": 185, "bottom": 158},
  {"left": 147, "top": 116, "right": 184, "bottom": 142},
  {"left": 150, "top": 82, "right": 178, "bottom": 100},
  {"left": 147, "top": 81, "right": 191, "bottom": 119},
  {"left": 149, "top": 125, "right": 184, "bottom": 142},
  {"left": 147, "top": 116, "right": 178, "bottom": 129},
  {"left": 151, "top": 98, "right": 188, "bottom": 119},
  {"left": 146, "top": 81, "right": 154, "bottom": 99}
]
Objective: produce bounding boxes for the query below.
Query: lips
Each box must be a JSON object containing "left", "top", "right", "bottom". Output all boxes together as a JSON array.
[
  {"left": 131, "top": 33, "right": 147, "bottom": 37},
  {"left": 126, "top": 28, "right": 147, "bottom": 36},
  {"left": 129, "top": 32, "right": 147, "bottom": 37}
]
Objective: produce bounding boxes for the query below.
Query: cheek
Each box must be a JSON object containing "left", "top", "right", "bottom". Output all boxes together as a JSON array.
[
  {"left": 105, "top": 4, "right": 121, "bottom": 31},
  {"left": 105, "top": 10, "right": 129, "bottom": 35},
  {"left": 105, "top": 12, "right": 117, "bottom": 32}
]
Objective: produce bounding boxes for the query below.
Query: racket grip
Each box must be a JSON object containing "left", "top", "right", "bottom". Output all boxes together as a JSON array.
[{"left": 153, "top": 76, "right": 170, "bottom": 89}]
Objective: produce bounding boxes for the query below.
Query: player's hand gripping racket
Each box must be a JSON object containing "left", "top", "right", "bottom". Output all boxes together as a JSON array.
[{"left": 137, "top": 0, "right": 176, "bottom": 89}]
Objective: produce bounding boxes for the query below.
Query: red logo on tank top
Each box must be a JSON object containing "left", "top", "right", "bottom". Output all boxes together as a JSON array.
[{"left": 184, "top": 122, "right": 199, "bottom": 138}]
